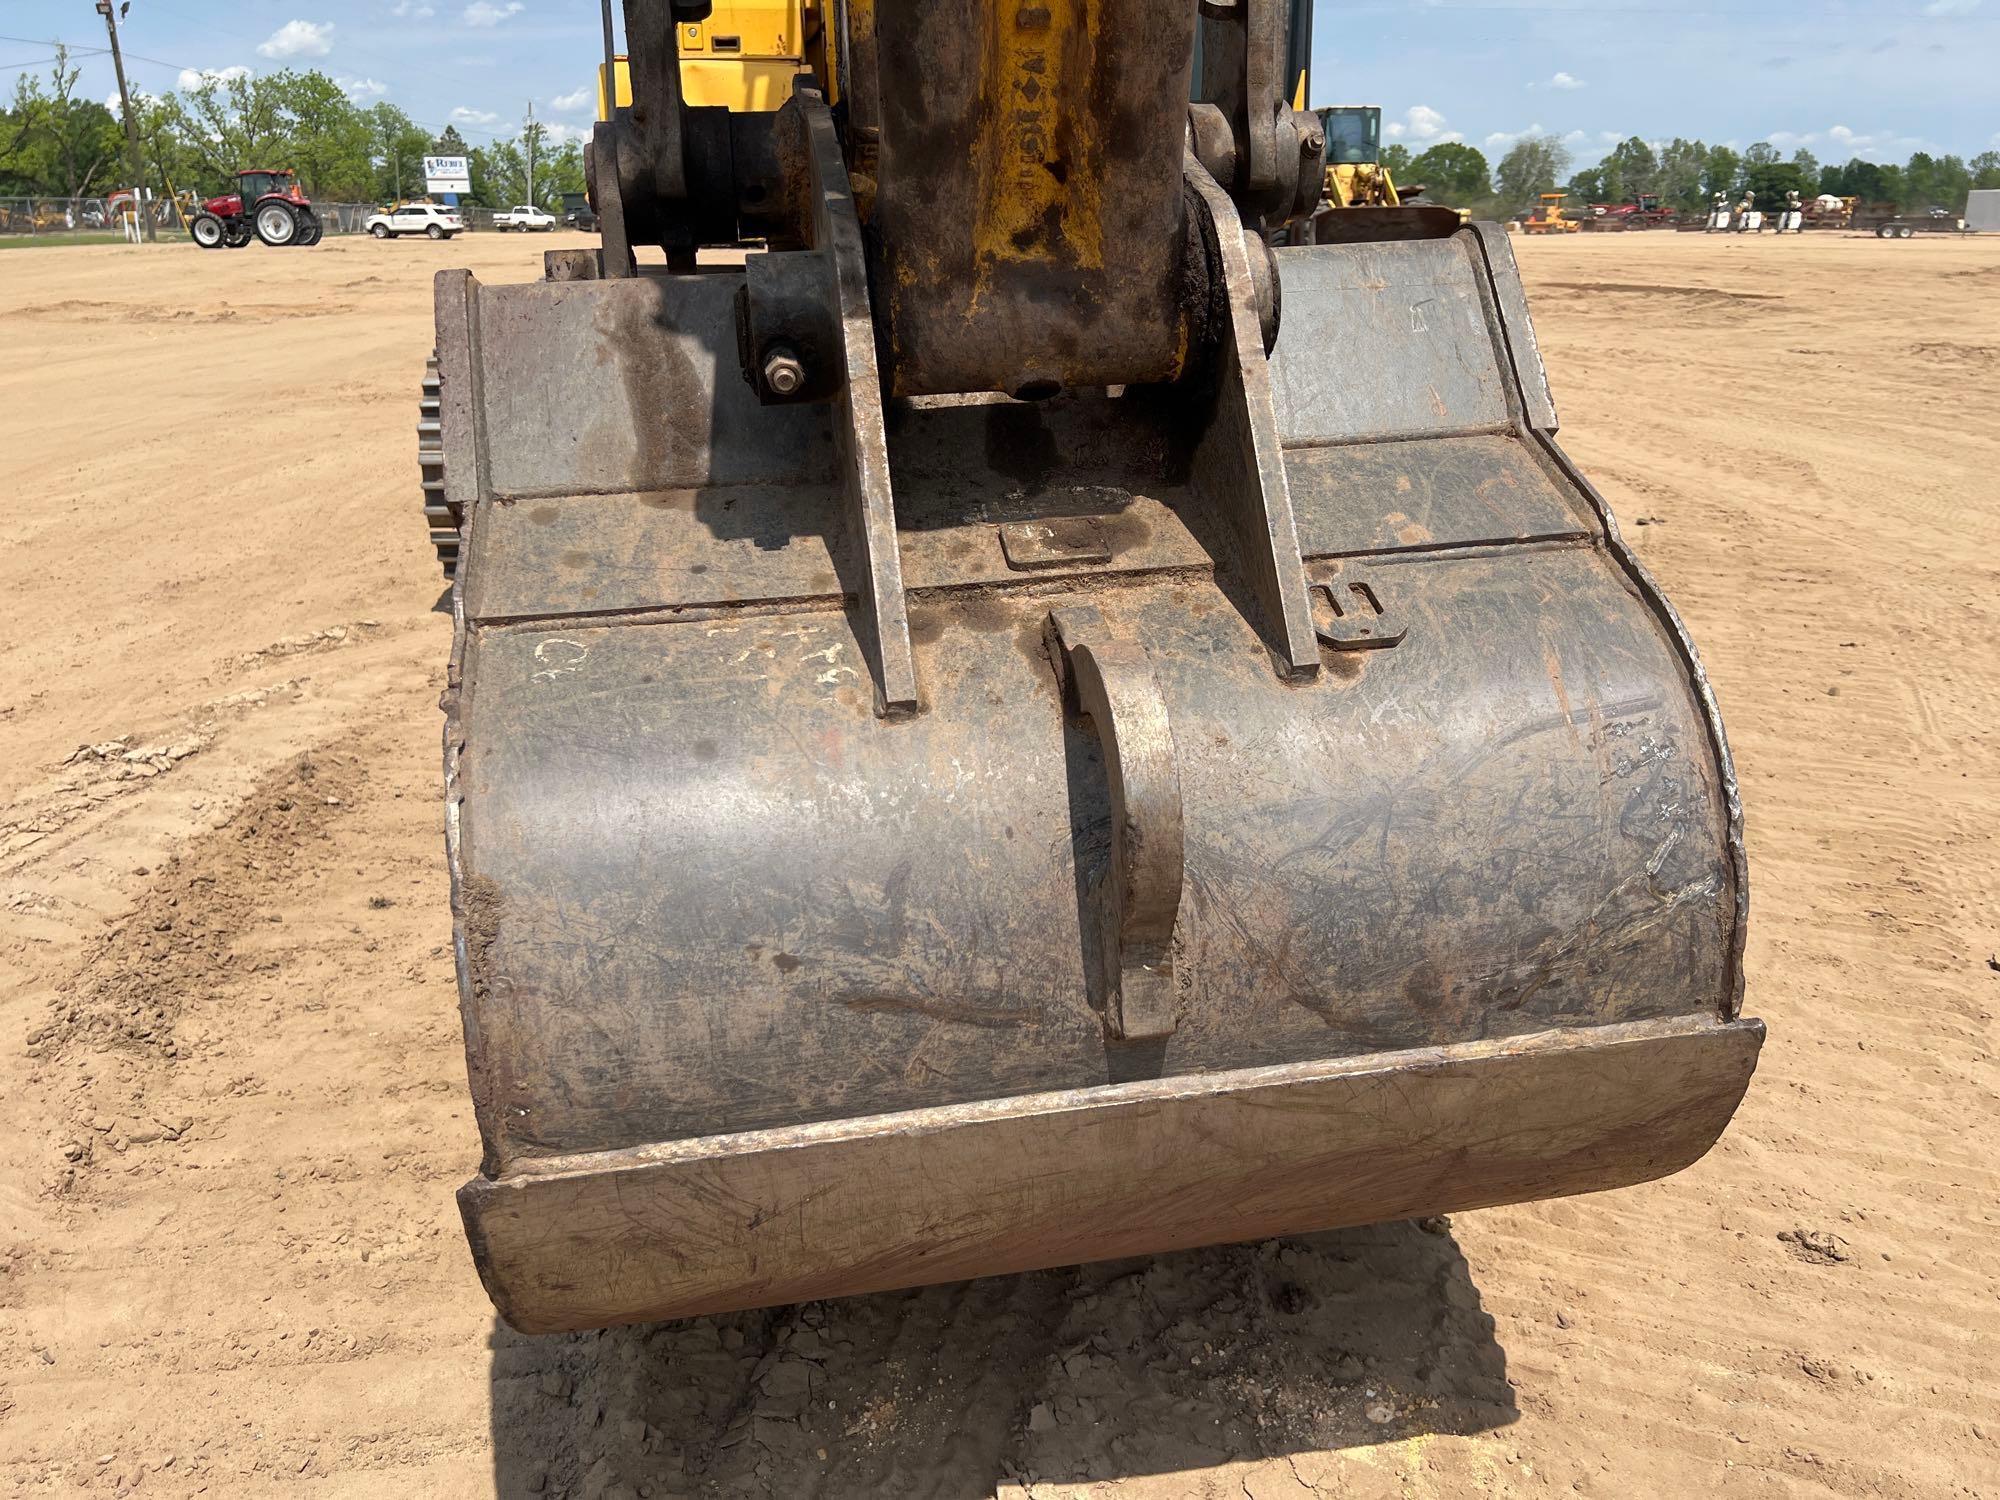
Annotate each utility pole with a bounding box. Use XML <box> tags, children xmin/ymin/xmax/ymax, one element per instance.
<box><xmin>95</xmin><ymin>0</ymin><xmax>155</xmax><ymax>242</ymax></box>
<box><xmin>525</xmin><ymin>99</ymin><xmax>535</xmax><ymax>208</ymax></box>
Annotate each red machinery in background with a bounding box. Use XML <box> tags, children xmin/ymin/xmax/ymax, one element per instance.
<box><xmin>187</xmin><ymin>169</ymin><xmax>321</xmax><ymax>249</ymax></box>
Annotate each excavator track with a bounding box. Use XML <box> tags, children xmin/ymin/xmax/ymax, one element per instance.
<box><xmin>416</xmin><ymin>354</ymin><xmax>457</xmax><ymax>577</ymax></box>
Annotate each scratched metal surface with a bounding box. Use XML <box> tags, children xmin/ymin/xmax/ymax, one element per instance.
<box><xmin>864</xmin><ymin>0</ymin><xmax>1203</xmax><ymax>398</ymax></box>
<box><xmin>454</xmin><ymin>542</ymin><xmax>1729</xmax><ymax>1162</ymax></box>
<box><xmin>1269</xmin><ymin>238</ymin><xmax>1514</xmax><ymax>444</ymax></box>
<box><xmin>441</xmin><ymin>230</ymin><xmax>1742</xmax><ymax>1173</ymax></box>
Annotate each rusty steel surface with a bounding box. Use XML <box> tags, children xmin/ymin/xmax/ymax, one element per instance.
<box><xmin>857</xmin><ymin>0</ymin><xmax>1206</xmax><ymax>397</ymax></box>
<box><xmin>463</xmin><ymin>1016</ymin><xmax>1762</xmax><ymax>1331</ymax></box>
<box><xmin>433</xmin><ymin>210</ymin><xmax>1756</xmax><ymax>1330</ymax></box>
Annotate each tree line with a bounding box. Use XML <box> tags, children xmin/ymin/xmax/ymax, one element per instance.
<box><xmin>1388</xmin><ymin>133</ymin><xmax>2000</xmax><ymax>219</ymax></box>
<box><xmin>7</xmin><ymin>46</ymin><xmax>1995</xmax><ymax>220</ymax></box>
<box><xmin>0</xmin><ymin>48</ymin><xmax>585</xmax><ymax>209</ymax></box>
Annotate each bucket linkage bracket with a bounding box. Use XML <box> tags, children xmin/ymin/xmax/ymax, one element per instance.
<box><xmin>736</xmin><ymin>89</ymin><xmax>919</xmax><ymax>718</ymax></box>
<box><xmin>1182</xmin><ymin>151</ymin><xmax>1321</xmax><ymax>683</ymax></box>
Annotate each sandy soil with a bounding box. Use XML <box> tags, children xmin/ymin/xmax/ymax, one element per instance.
<box><xmin>1</xmin><ymin>226</ymin><xmax>1996</xmax><ymax>1498</ymax></box>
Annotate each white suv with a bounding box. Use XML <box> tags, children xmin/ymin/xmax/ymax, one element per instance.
<box><xmin>365</xmin><ymin>203</ymin><xmax>464</xmax><ymax>240</ymax></box>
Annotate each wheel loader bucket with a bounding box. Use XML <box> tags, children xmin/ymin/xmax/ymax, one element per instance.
<box><xmin>434</xmin><ymin>225</ymin><xmax>1757</xmax><ymax>1334</ymax></box>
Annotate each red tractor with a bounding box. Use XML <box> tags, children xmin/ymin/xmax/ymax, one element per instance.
<box><xmin>187</xmin><ymin>169</ymin><xmax>322</xmax><ymax>249</ymax></box>
<box><xmin>1585</xmin><ymin>193</ymin><xmax>1677</xmax><ymax>231</ymax></box>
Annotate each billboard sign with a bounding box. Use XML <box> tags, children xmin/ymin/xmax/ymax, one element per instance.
<box><xmin>423</xmin><ymin>155</ymin><xmax>471</xmax><ymax>194</ymax></box>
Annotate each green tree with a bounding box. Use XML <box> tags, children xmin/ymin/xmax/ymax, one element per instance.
<box><xmin>1495</xmin><ymin>134</ymin><xmax>1571</xmax><ymax>213</ymax></box>
<box><xmin>1741</xmin><ymin>160</ymin><xmax>1812</xmax><ymax>212</ymax></box>
<box><xmin>278</xmin><ymin>72</ymin><xmax>376</xmax><ymax>199</ymax></box>
<box><xmin>1904</xmin><ymin>151</ymin><xmax>1971</xmax><ymax>212</ymax></box>
<box><xmin>166</xmin><ymin>70</ymin><xmax>293</xmax><ymax>188</ymax></box>
<box><xmin>3</xmin><ymin>48</ymin><xmax>126</xmax><ymax>196</ymax></box>
<box><xmin>1380</xmin><ymin>143</ymin><xmax>1413</xmax><ymax>177</ymax></box>
<box><xmin>1837</xmin><ymin>157</ymin><xmax>1903</xmax><ymax>210</ymax></box>
<box><xmin>1655</xmin><ymin>138</ymin><xmax>1710</xmax><ymax>212</ymax></box>
<box><xmin>468</xmin><ymin>120</ymin><xmax>579</xmax><ymax>209</ymax></box>
<box><xmin>1744</xmin><ymin>141</ymin><xmax>1780</xmax><ymax>167</ymax></box>
<box><xmin>539</xmin><ymin>138</ymin><xmax>588</xmax><ymax>205</ymax></box>
<box><xmin>1407</xmin><ymin>141</ymin><xmax>1489</xmax><ymax>203</ymax></box>
<box><xmin>1789</xmin><ymin>147</ymin><xmax>1819</xmax><ymax>185</ymax></box>
<box><xmin>1700</xmin><ymin>145</ymin><xmax>1742</xmax><ymax>200</ymax></box>
<box><xmin>1597</xmin><ymin>136</ymin><xmax>1659</xmax><ymax>203</ymax></box>
<box><xmin>369</xmin><ymin>103</ymin><xmax>434</xmax><ymax>203</ymax></box>
<box><xmin>1973</xmin><ymin>151</ymin><xmax>2000</xmax><ymax>189</ymax></box>
<box><xmin>1566</xmin><ymin>165</ymin><xmax>1608</xmax><ymax>203</ymax></box>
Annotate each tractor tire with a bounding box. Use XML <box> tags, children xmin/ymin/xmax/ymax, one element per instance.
<box><xmin>372</xmin><ymin>223</ymin><xmax>391</xmax><ymax>239</ymax></box>
<box><xmin>226</xmin><ymin>229</ymin><xmax>253</xmax><ymax>248</ymax></box>
<box><xmin>190</xmin><ymin>213</ymin><xmax>227</xmax><ymax>250</ymax></box>
<box><xmin>296</xmin><ymin>214</ymin><xmax>322</xmax><ymax>247</ymax></box>
<box><xmin>427</xmin><ymin>223</ymin><xmax>445</xmax><ymax>240</ymax></box>
<box><xmin>253</xmin><ymin>201</ymin><xmax>299</xmax><ymax>246</ymax></box>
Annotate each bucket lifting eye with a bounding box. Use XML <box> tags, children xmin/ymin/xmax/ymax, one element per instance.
<box><xmin>1311</xmin><ymin>577</ymin><xmax>1407</xmax><ymax>651</ymax></box>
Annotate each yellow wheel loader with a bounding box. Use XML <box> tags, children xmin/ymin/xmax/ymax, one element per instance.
<box><xmin>1523</xmin><ymin>190</ymin><xmax>1584</xmax><ymax>233</ymax></box>
<box><xmin>426</xmin><ymin>0</ymin><xmax>1760</xmax><ymax>1333</ymax></box>
<box><xmin>1303</xmin><ymin>103</ymin><xmax>1466</xmax><ymax>243</ymax></box>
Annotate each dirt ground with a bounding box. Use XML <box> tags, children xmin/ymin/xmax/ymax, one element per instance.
<box><xmin>1</xmin><ymin>225</ymin><xmax>1995</xmax><ymax>1499</ymax></box>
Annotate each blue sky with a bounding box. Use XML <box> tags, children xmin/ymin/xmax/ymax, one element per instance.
<box><xmin>6</xmin><ymin>1</ymin><xmax>1996</xmax><ymax>166</ymax></box>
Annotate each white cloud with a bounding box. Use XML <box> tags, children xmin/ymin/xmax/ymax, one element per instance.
<box><xmin>463</xmin><ymin>1</ymin><xmax>524</xmax><ymax>25</ymax></box>
<box><xmin>1549</xmin><ymin>71</ymin><xmax>1585</xmax><ymax>90</ymax></box>
<box><xmin>1755</xmin><ymin>124</ymin><xmax>1933</xmax><ymax>163</ymax></box>
<box><xmin>551</xmin><ymin>85</ymin><xmax>593</xmax><ymax>112</ymax></box>
<box><xmin>338</xmin><ymin>76</ymin><xmax>388</xmax><ymax>99</ymax></box>
<box><xmin>177</xmin><ymin>65</ymin><xmax>251</xmax><ymax>91</ymax></box>
<box><xmin>1484</xmin><ymin>123</ymin><xmax>1545</xmax><ymax>152</ymax></box>
<box><xmin>1922</xmin><ymin>0</ymin><xmax>1980</xmax><ymax>15</ymax></box>
<box><xmin>1382</xmin><ymin>105</ymin><xmax>1461</xmax><ymax>145</ymax></box>
<box><xmin>541</xmin><ymin>121</ymin><xmax>588</xmax><ymax>146</ymax></box>
<box><xmin>391</xmin><ymin>0</ymin><xmax>437</xmax><ymax>13</ymax></box>
<box><xmin>257</xmin><ymin>19</ymin><xmax>334</xmax><ymax>58</ymax></box>
<box><xmin>451</xmin><ymin>105</ymin><xmax>501</xmax><ymax>126</ymax></box>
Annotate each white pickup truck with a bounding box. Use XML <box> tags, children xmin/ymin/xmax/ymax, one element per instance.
<box><xmin>492</xmin><ymin>204</ymin><xmax>557</xmax><ymax>232</ymax></box>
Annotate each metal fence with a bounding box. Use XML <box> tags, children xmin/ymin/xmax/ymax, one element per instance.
<box><xmin>0</xmin><ymin>196</ymin><xmax>396</xmax><ymax>241</ymax></box>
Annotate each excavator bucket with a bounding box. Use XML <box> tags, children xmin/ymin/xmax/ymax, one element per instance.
<box><xmin>430</xmin><ymin>0</ymin><xmax>1758</xmax><ymax>1334</ymax></box>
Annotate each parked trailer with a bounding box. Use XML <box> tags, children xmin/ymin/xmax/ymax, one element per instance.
<box><xmin>1967</xmin><ymin>190</ymin><xmax>2000</xmax><ymax>233</ymax></box>
<box><xmin>1857</xmin><ymin>206</ymin><xmax>1969</xmax><ymax>239</ymax></box>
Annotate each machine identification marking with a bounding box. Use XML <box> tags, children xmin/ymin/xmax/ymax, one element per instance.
<box><xmin>531</xmin><ymin>639</ymin><xmax>590</xmax><ymax>680</ymax></box>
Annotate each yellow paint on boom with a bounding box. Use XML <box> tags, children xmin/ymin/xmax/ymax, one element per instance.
<box><xmin>969</xmin><ymin>0</ymin><xmax>1105</xmax><ymax>307</ymax></box>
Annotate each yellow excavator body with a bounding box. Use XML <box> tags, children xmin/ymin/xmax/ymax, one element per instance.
<box><xmin>597</xmin><ymin>0</ymin><xmax>813</xmax><ymax>116</ymax></box>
